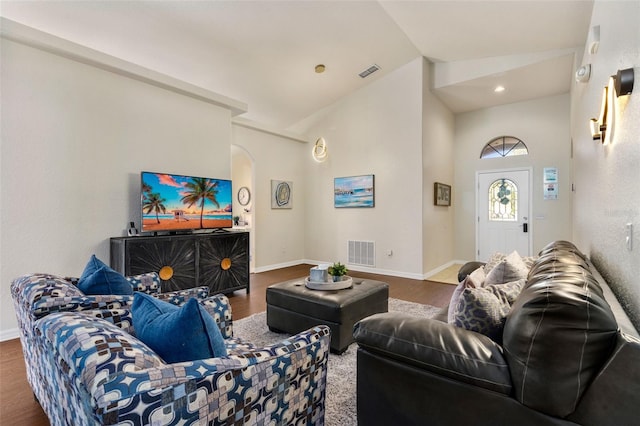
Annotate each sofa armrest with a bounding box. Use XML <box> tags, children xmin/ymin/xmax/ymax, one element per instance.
<box><xmin>35</xmin><ymin>312</ymin><xmax>331</xmax><ymax>424</ymax></box>
<box><xmin>568</xmin><ymin>333</ymin><xmax>640</xmax><ymax>425</ymax></box>
<box><xmin>199</xmin><ymin>293</ymin><xmax>233</xmax><ymax>339</ymax></box>
<box><xmin>95</xmin><ymin>325</ymin><xmax>331</xmax><ymax>424</ymax></box>
<box><xmin>353</xmin><ymin>312</ymin><xmax>512</xmax><ymax>394</ymax></box>
<box><xmin>457</xmin><ymin>261</ymin><xmax>486</xmax><ymax>282</ymax></box>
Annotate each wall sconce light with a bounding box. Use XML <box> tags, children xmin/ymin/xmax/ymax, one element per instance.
<box><xmin>589</xmin><ymin>68</ymin><xmax>634</xmax><ymax>144</ymax></box>
<box><xmin>614</xmin><ymin>68</ymin><xmax>634</xmax><ymax>96</ymax></box>
<box><xmin>312</xmin><ymin>137</ymin><xmax>328</xmax><ymax>162</ymax></box>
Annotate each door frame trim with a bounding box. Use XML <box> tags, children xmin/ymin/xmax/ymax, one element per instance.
<box><xmin>475</xmin><ymin>167</ymin><xmax>533</xmax><ymax>260</ymax></box>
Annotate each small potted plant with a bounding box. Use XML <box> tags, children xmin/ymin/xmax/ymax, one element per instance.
<box><xmin>328</xmin><ymin>262</ymin><xmax>348</xmax><ymax>282</ymax></box>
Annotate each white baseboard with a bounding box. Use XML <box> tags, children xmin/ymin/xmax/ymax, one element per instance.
<box><xmin>253</xmin><ymin>259</ymin><xmax>307</xmax><ymax>273</ymax></box>
<box><xmin>303</xmin><ymin>259</ymin><xmax>425</xmax><ymax>281</ymax></box>
<box><xmin>0</xmin><ymin>328</ymin><xmax>20</xmax><ymax>342</ymax></box>
<box><xmin>254</xmin><ymin>258</ymin><xmax>469</xmax><ymax>282</ymax></box>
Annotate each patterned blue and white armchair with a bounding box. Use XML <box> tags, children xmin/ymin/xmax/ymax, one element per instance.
<box><xmin>11</xmin><ymin>273</ymin><xmax>331</xmax><ymax>425</ymax></box>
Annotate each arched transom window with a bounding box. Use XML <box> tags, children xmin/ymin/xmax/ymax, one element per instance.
<box><xmin>481</xmin><ymin>136</ymin><xmax>528</xmax><ymax>159</ymax></box>
<box><xmin>489</xmin><ymin>179</ymin><xmax>518</xmax><ymax>221</ymax></box>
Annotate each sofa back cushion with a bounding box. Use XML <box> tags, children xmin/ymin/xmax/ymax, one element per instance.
<box><xmin>502</xmin><ymin>247</ymin><xmax>618</xmax><ymax>418</ymax></box>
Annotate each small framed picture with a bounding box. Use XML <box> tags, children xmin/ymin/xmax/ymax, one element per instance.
<box><xmin>271</xmin><ymin>180</ymin><xmax>292</xmax><ymax>209</ymax></box>
<box><xmin>434</xmin><ymin>182</ymin><xmax>451</xmax><ymax>206</ymax></box>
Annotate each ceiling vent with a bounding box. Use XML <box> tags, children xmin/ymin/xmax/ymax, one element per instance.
<box><xmin>358</xmin><ymin>64</ymin><xmax>381</xmax><ymax>79</ymax></box>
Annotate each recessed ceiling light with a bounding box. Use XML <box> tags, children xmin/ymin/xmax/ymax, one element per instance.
<box><xmin>315</xmin><ymin>64</ymin><xmax>326</xmax><ymax>74</ymax></box>
<box><xmin>494</xmin><ymin>85</ymin><xmax>506</xmax><ymax>93</ymax></box>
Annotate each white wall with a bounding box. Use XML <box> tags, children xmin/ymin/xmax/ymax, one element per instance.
<box><xmin>454</xmin><ymin>94</ymin><xmax>574</xmax><ymax>260</ymax></box>
<box><xmin>571</xmin><ymin>1</ymin><xmax>640</xmax><ymax>329</ymax></box>
<box><xmin>231</xmin><ymin>126</ymin><xmax>307</xmax><ymax>271</ymax></box>
<box><xmin>299</xmin><ymin>58</ymin><xmax>425</xmax><ymax>278</ymax></box>
<box><xmin>0</xmin><ymin>39</ymin><xmax>232</xmax><ymax>337</ymax></box>
<box><xmin>422</xmin><ymin>59</ymin><xmax>455</xmax><ymax>273</ymax></box>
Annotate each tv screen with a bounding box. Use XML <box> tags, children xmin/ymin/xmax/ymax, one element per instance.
<box><xmin>141</xmin><ymin>171</ymin><xmax>233</xmax><ymax>232</ymax></box>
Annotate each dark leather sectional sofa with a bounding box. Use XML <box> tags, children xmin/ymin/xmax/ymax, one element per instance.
<box><xmin>353</xmin><ymin>241</ymin><xmax>640</xmax><ymax>425</ymax></box>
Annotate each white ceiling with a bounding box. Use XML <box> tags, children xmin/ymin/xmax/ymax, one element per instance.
<box><xmin>1</xmin><ymin>0</ymin><xmax>594</xmax><ymax>130</ymax></box>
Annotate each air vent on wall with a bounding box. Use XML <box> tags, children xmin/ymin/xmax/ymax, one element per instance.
<box><xmin>358</xmin><ymin>64</ymin><xmax>381</xmax><ymax>79</ymax></box>
<box><xmin>348</xmin><ymin>240</ymin><xmax>375</xmax><ymax>267</ymax></box>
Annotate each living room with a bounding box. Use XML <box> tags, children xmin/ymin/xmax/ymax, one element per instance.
<box><xmin>1</xmin><ymin>1</ymin><xmax>639</xmax><ymax>423</ymax></box>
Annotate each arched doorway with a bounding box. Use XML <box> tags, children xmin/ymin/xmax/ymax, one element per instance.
<box><xmin>231</xmin><ymin>144</ymin><xmax>255</xmax><ymax>272</ymax></box>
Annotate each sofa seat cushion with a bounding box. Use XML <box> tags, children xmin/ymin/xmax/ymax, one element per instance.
<box><xmin>503</xmin><ymin>248</ymin><xmax>618</xmax><ymax>418</ymax></box>
<box><xmin>354</xmin><ymin>312</ymin><xmax>513</xmax><ymax>395</ymax></box>
<box><xmin>132</xmin><ymin>293</ymin><xmax>227</xmax><ymax>363</ymax></box>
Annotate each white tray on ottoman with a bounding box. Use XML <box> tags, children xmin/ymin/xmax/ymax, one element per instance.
<box><xmin>305</xmin><ymin>276</ymin><xmax>353</xmax><ymax>290</ymax></box>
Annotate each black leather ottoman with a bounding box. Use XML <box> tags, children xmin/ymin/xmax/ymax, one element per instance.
<box><xmin>266</xmin><ymin>278</ymin><xmax>389</xmax><ymax>353</ymax></box>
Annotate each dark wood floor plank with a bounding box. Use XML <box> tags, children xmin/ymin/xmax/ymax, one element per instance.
<box><xmin>0</xmin><ymin>264</ymin><xmax>454</xmax><ymax>425</ymax></box>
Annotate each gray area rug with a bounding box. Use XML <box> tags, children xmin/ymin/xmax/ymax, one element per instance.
<box><xmin>232</xmin><ymin>298</ymin><xmax>442</xmax><ymax>426</ymax></box>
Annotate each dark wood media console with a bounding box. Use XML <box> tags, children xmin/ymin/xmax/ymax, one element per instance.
<box><xmin>110</xmin><ymin>231</ymin><xmax>250</xmax><ymax>294</ymax></box>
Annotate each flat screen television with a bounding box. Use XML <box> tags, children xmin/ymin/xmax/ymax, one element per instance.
<box><xmin>140</xmin><ymin>171</ymin><xmax>233</xmax><ymax>233</ymax></box>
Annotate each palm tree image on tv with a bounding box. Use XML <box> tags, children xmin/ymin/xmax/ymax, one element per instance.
<box><xmin>181</xmin><ymin>177</ymin><xmax>220</xmax><ymax>229</ymax></box>
<box><xmin>143</xmin><ymin>192</ymin><xmax>167</xmax><ymax>224</ymax></box>
<box><xmin>140</xmin><ymin>172</ymin><xmax>233</xmax><ymax>232</ymax></box>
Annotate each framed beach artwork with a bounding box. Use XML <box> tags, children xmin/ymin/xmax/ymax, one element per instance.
<box><xmin>334</xmin><ymin>174</ymin><xmax>375</xmax><ymax>208</ymax></box>
<box><xmin>271</xmin><ymin>180</ymin><xmax>292</xmax><ymax>209</ymax></box>
<box><xmin>434</xmin><ymin>182</ymin><xmax>451</xmax><ymax>206</ymax></box>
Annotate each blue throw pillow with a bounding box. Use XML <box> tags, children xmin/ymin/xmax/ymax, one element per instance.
<box><xmin>78</xmin><ymin>264</ymin><xmax>133</xmax><ymax>296</ymax></box>
<box><xmin>132</xmin><ymin>293</ymin><xmax>227</xmax><ymax>363</ymax></box>
<box><xmin>79</xmin><ymin>254</ymin><xmax>108</xmax><ymax>283</ymax></box>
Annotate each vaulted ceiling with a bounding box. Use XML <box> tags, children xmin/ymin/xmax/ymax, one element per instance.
<box><xmin>1</xmin><ymin>1</ymin><xmax>594</xmax><ymax>131</ymax></box>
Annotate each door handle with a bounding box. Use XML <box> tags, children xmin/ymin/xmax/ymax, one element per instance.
<box><xmin>523</xmin><ymin>223</ymin><xmax>528</xmax><ymax>233</ymax></box>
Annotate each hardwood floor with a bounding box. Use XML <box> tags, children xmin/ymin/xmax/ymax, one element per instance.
<box><xmin>0</xmin><ymin>264</ymin><xmax>454</xmax><ymax>425</ymax></box>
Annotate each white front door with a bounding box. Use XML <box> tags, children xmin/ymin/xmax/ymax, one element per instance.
<box><xmin>477</xmin><ymin>169</ymin><xmax>531</xmax><ymax>261</ymax></box>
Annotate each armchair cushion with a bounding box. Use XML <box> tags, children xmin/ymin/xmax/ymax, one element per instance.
<box><xmin>132</xmin><ymin>293</ymin><xmax>227</xmax><ymax>363</ymax></box>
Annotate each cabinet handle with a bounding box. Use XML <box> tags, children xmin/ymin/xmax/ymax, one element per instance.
<box><xmin>221</xmin><ymin>258</ymin><xmax>232</xmax><ymax>270</ymax></box>
<box><xmin>159</xmin><ymin>266</ymin><xmax>174</xmax><ymax>280</ymax></box>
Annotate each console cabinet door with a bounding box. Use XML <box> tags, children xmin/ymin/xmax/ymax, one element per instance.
<box><xmin>110</xmin><ymin>232</ymin><xmax>249</xmax><ymax>294</ymax></box>
<box><xmin>125</xmin><ymin>237</ymin><xmax>196</xmax><ymax>292</ymax></box>
<box><xmin>199</xmin><ymin>233</ymin><xmax>249</xmax><ymax>293</ymax></box>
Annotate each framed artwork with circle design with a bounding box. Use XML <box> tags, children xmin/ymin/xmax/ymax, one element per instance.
<box><xmin>271</xmin><ymin>180</ymin><xmax>292</xmax><ymax>209</ymax></box>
